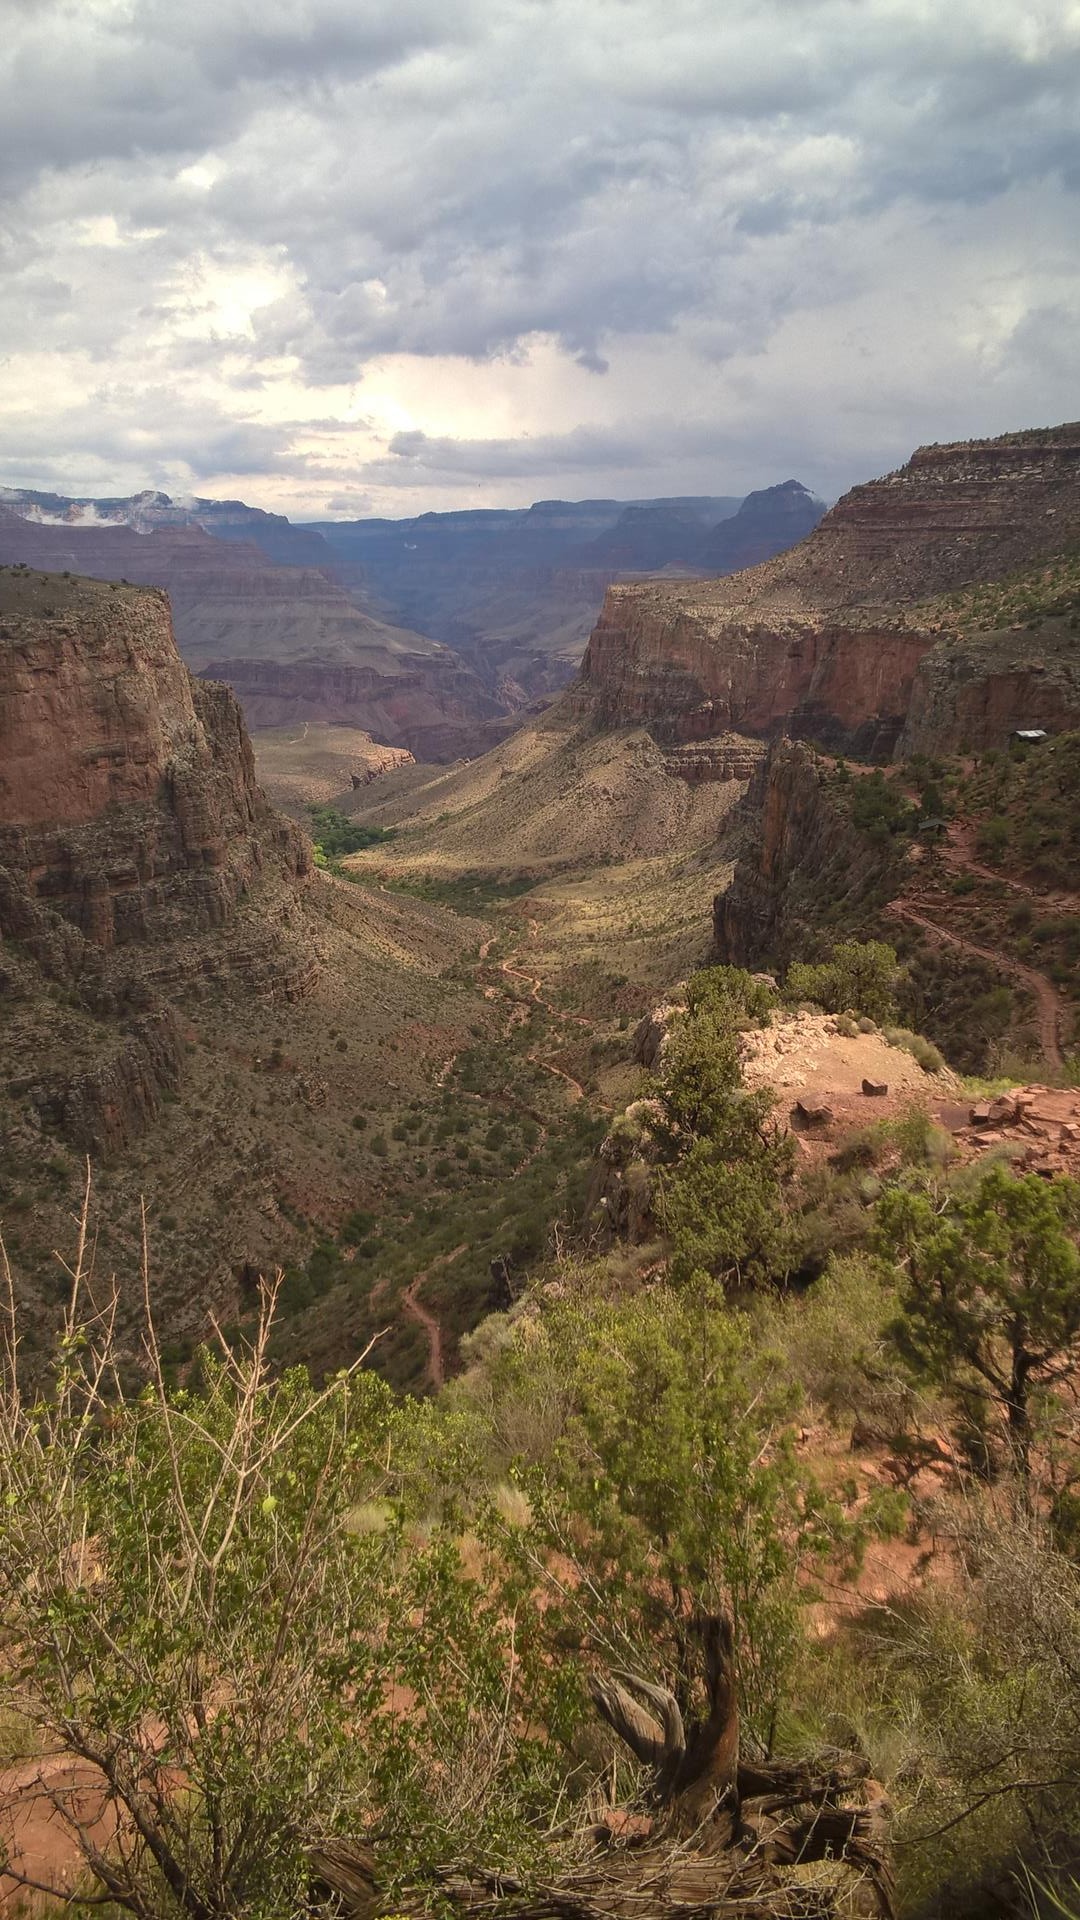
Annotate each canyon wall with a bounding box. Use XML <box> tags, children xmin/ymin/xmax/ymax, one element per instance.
<box><xmin>899</xmin><ymin>629</ymin><xmax>1080</xmax><ymax>757</ymax></box>
<box><xmin>0</xmin><ymin>569</ymin><xmax>315</xmax><ymax>1154</ymax></box>
<box><xmin>574</xmin><ymin>591</ymin><xmax>931</xmax><ymax>756</ymax></box>
<box><xmin>714</xmin><ymin>742</ymin><xmax>903</xmax><ymax>967</ymax></box>
<box><xmin>210</xmin><ymin>655</ymin><xmax>509</xmax><ymax>762</ymax></box>
<box><xmin>574</xmin><ymin>424</ymin><xmax>1080</xmax><ymax>760</ymax></box>
<box><xmin>0</xmin><ymin>507</ymin><xmax>496</xmax><ymax>760</ymax></box>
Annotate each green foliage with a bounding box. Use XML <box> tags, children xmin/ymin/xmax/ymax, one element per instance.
<box><xmin>878</xmin><ymin>1165</ymin><xmax>1080</xmax><ymax>1468</ymax></box>
<box><xmin>685</xmin><ymin>963</ymin><xmax>778</xmax><ymax>1025</ymax></box>
<box><xmin>846</xmin><ymin>769</ymin><xmax>916</xmax><ymax>839</ymax></box>
<box><xmin>976</xmin><ymin>814</ymin><xmax>1010</xmax><ymax>863</ymax></box>
<box><xmin>881</xmin><ymin>1025</ymin><xmax>946</xmax><ymax>1074</ymax></box>
<box><xmin>0</xmin><ymin>1288</ymin><xmax>583</xmax><ymax>1918</ymax></box>
<box><xmin>759</xmin><ymin>1253</ymin><xmax>910</xmax><ymax>1426</ymax></box>
<box><xmin>656</xmin><ymin>987</ymin><xmax>794</xmax><ymax>1287</ymax></box>
<box><xmin>308</xmin><ymin>806</ymin><xmax>397</xmax><ymax>863</ymax></box>
<box><xmin>482</xmin><ymin>1284</ymin><xmax>814</xmax><ymax>1732</ymax></box>
<box><xmin>786</xmin><ymin>940</ymin><xmax>902</xmax><ymax>1024</ymax></box>
<box><xmin>663</xmin><ymin>1131</ymin><xmax>795</xmax><ymax>1288</ymax></box>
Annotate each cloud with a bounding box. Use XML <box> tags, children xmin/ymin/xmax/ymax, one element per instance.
<box><xmin>0</xmin><ymin>0</ymin><xmax>1077</xmax><ymax>514</ymax></box>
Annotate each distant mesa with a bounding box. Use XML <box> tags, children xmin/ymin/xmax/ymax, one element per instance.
<box><xmin>0</xmin><ymin>478</ymin><xmax>826</xmax><ymax>756</ymax></box>
<box><xmin>572</xmin><ymin>422</ymin><xmax>1080</xmax><ymax>761</ymax></box>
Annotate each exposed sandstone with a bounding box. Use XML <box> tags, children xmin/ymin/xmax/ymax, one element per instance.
<box><xmin>0</xmin><ymin>571</ymin><xmax>315</xmax><ymax>1159</ymax></box>
<box><xmin>573</xmin><ymin>424</ymin><xmax>1080</xmax><ymax>759</ymax></box>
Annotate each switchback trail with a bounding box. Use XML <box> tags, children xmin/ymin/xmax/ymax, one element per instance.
<box><xmin>528</xmin><ymin>1054</ymin><xmax>586</xmax><ymax>1101</ymax></box>
<box><xmin>886</xmin><ymin>900</ymin><xmax>1064</xmax><ymax>1069</ymax></box>
<box><xmin>401</xmin><ymin>1244</ymin><xmax>467</xmax><ymax>1391</ymax></box>
<box><xmin>942</xmin><ymin>820</ymin><xmax>1080</xmax><ymax>915</ymax></box>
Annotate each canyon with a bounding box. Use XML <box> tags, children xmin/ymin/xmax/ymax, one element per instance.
<box><xmin>572</xmin><ymin>424</ymin><xmax>1080</xmax><ymax>756</ymax></box>
<box><xmin>0</xmin><ymin>562</ymin><xmax>492</xmax><ymax>1360</ymax></box>
<box><xmin>0</xmin><ymin>504</ymin><xmax>496</xmax><ymax>762</ymax></box>
<box><xmin>3</xmin><ymin>419</ymin><xmax>1080</xmax><ymax>1373</ymax></box>
<box><xmin>0</xmin><ymin>480</ymin><xmax>826</xmax><ymax>757</ymax></box>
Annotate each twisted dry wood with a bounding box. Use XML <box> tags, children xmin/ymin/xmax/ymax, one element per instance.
<box><xmin>311</xmin><ymin>1615</ymin><xmax>894</xmax><ymax>1920</ymax></box>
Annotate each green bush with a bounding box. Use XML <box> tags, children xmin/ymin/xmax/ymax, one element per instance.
<box><xmin>786</xmin><ymin>940</ymin><xmax>902</xmax><ymax>1024</ymax></box>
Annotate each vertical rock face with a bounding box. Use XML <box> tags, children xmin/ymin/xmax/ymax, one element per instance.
<box><xmin>713</xmin><ymin>742</ymin><xmax>903</xmax><ymax>967</ymax></box>
<box><xmin>0</xmin><ymin>569</ymin><xmax>315</xmax><ymax>1157</ymax></box>
<box><xmin>574</xmin><ymin>592</ymin><xmax>931</xmax><ymax>755</ymax></box>
<box><xmin>573</xmin><ymin>424</ymin><xmax>1080</xmax><ymax>759</ymax></box>
<box><xmin>0</xmin><ymin>574</ymin><xmax>310</xmax><ymax>955</ymax></box>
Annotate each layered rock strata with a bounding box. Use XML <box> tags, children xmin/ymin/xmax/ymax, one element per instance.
<box><xmin>0</xmin><ymin>507</ymin><xmax>496</xmax><ymax>760</ymax></box>
<box><xmin>574</xmin><ymin>425</ymin><xmax>1080</xmax><ymax>759</ymax></box>
<box><xmin>0</xmin><ymin>571</ymin><xmax>314</xmax><ymax>1152</ymax></box>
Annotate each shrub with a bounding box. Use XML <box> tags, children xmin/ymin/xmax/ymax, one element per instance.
<box><xmin>0</xmin><ymin>1261</ymin><xmax>584</xmax><ymax>1918</ymax></box>
<box><xmin>977</xmin><ymin>815</ymin><xmax>1010</xmax><ymax>863</ymax></box>
<box><xmin>787</xmin><ymin>940</ymin><xmax>902</xmax><ymax>1025</ymax></box>
<box><xmin>883</xmin><ymin>1026</ymin><xmax>945</xmax><ymax>1073</ymax></box>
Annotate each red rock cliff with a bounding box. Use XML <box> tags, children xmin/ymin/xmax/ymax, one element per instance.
<box><xmin>0</xmin><ymin>568</ymin><xmax>315</xmax><ymax>1158</ymax></box>
<box><xmin>574</xmin><ymin>423</ymin><xmax>1080</xmax><ymax>758</ymax></box>
<box><xmin>0</xmin><ymin>573</ymin><xmax>310</xmax><ymax>955</ymax></box>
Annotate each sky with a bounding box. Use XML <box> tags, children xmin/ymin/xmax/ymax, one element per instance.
<box><xmin>1</xmin><ymin>0</ymin><xmax>1078</xmax><ymax>520</ymax></box>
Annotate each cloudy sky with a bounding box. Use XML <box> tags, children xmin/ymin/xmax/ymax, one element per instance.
<box><xmin>2</xmin><ymin>0</ymin><xmax>1078</xmax><ymax>519</ymax></box>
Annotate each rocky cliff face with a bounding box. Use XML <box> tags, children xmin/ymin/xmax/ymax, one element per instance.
<box><xmin>574</xmin><ymin>424</ymin><xmax>1080</xmax><ymax>759</ymax></box>
<box><xmin>714</xmin><ymin>742</ymin><xmax>903</xmax><ymax>967</ymax></box>
<box><xmin>899</xmin><ymin>628</ymin><xmax>1080</xmax><ymax>757</ymax></box>
<box><xmin>0</xmin><ymin>507</ymin><xmax>495</xmax><ymax>760</ymax></box>
<box><xmin>575</xmin><ymin>592</ymin><xmax>930</xmax><ymax>755</ymax></box>
<box><xmin>0</xmin><ymin>567</ymin><xmax>314</xmax><ymax>1157</ymax></box>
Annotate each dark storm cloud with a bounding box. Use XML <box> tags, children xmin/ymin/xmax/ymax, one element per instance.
<box><xmin>0</xmin><ymin>0</ymin><xmax>471</xmax><ymax>185</ymax></box>
<box><xmin>3</xmin><ymin>0</ymin><xmax>1079</xmax><ymax>506</ymax></box>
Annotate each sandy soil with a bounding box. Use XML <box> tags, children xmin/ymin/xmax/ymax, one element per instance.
<box><xmin>740</xmin><ymin>1011</ymin><xmax>958</xmax><ymax>1102</ymax></box>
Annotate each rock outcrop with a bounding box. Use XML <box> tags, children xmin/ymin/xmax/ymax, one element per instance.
<box><xmin>898</xmin><ymin>628</ymin><xmax>1080</xmax><ymax>758</ymax></box>
<box><xmin>574</xmin><ymin>594</ymin><xmax>930</xmax><ymax>756</ymax></box>
<box><xmin>574</xmin><ymin>424</ymin><xmax>1080</xmax><ymax>759</ymax></box>
<box><xmin>0</xmin><ymin>566</ymin><xmax>314</xmax><ymax>1154</ymax></box>
<box><xmin>0</xmin><ymin>506</ymin><xmax>496</xmax><ymax>761</ymax></box>
<box><xmin>714</xmin><ymin>742</ymin><xmax>904</xmax><ymax>967</ymax></box>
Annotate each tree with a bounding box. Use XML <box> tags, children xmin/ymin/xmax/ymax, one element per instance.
<box><xmin>877</xmin><ymin>1165</ymin><xmax>1080</xmax><ymax>1473</ymax></box>
<box><xmin>654</xmin><ymin>992</ymin><xmax>794</xmax><ymax>1288</ymax></box>
<box><xmin>787</xmin><ymin>940</ymin><xmax>902</xmax><ymax>1025</ymax></box>
<box><xmin>489</xmin><ymin>1285</ymin><xmax>815</xmax><ymax>1735</ymax></box>
<box><xmin>0</xmin><ymin>1200</ymin><xmax>581</xmax><ymax>1918</ymax></box>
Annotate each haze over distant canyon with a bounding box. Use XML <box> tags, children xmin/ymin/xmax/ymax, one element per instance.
<box><xmin>0</xmin><ymin>477</ymin><xmax>825</xmax><ymax>758</ymax></box>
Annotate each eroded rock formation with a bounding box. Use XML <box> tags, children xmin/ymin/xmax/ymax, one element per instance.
<box><xmin>0</xmin><ymin>505</ymin><xmax>496</xmax><ymax>761</ymax></box>
<box><xmin>713</xmin><ymin>742</ymin><xmax>902</xmax><ymax>968</ymax></box>
<box><xmin>574</xmin><ymin>424</ymin><xmax>1080</xmax><ymax>759</ymax></box>
<box><xmin>0</xmin><ymin>569</ymin><xmax>315</xmax><ymax>1155</ymax></box>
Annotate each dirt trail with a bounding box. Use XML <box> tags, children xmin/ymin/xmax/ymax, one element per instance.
<box><xmin>887</xmin><ymin>900</ymin><xmax>1064</xmax><ymax>1068</ymax></box>
<box><xmin>401</xmin><ymin>1244</ymin><xmax>466</xmax><ymax>1391</ymax></box>
<box><xmin>528</xmin><ymin>1055</ymin><xmax>585</xmax><ymax>1101</ymax></box>
<box><xmin>494</xmin><ymin>917</ymin><xmax>591</xmax><ymax>1030</ymax></box>
<box><xmin>942</xmin><ymin>821</ymin><xmax>1080</xmax><ymax>914</ymax></box>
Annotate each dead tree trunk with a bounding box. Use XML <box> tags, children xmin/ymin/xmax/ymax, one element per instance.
<box><xmin>311</xmin><ymin>1614</ymin><xmax>894</xmax><ymax>1920</ymax></box>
